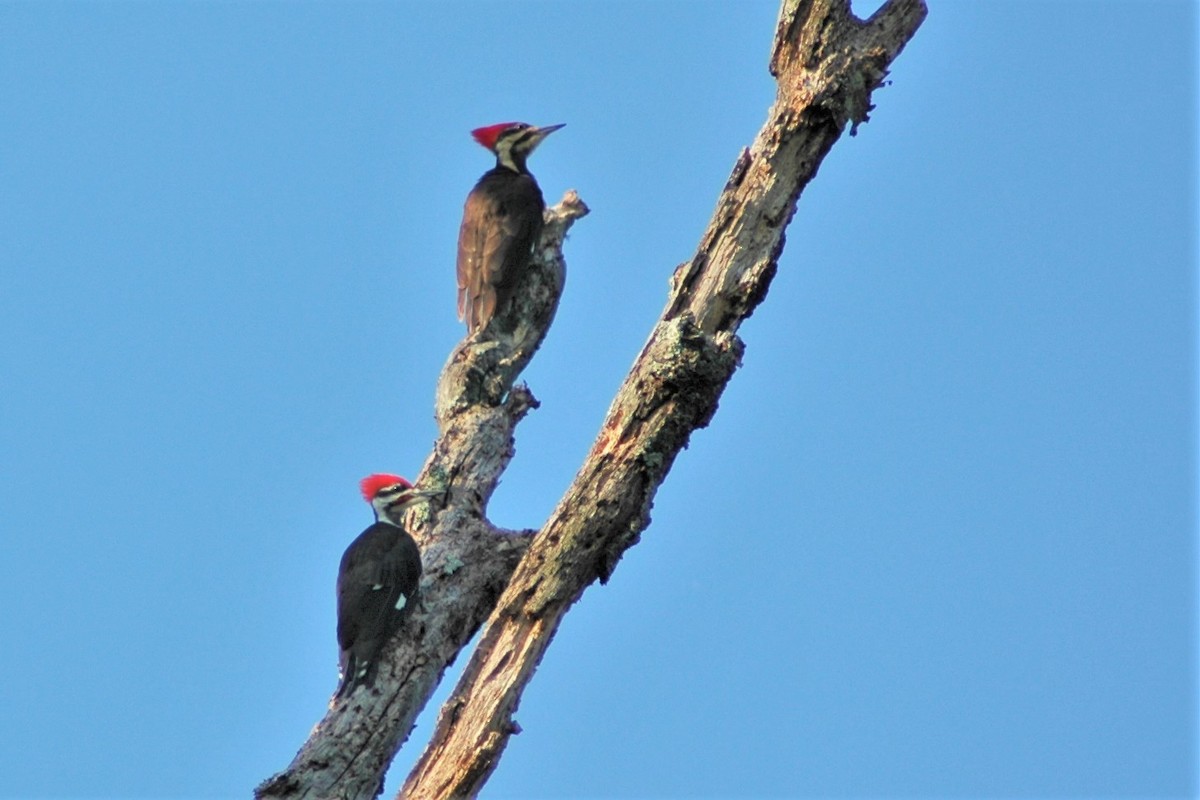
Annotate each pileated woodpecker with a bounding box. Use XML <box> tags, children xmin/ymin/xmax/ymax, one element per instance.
<box><xmin>457</xmin><ymin>121</ymin><xmax>564</xmax><ymax>336</ymax></box>
<box><xmin>335</xmin><ymin>473</ymin><xmax>438</xmax><ymax>698</ymax></box>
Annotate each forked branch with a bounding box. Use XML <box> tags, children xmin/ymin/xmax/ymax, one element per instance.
<box><xmin>255</xmin><ymin>195</ymin><xmax>588</xmax><ymax>800</ymax></box>
<box><xmin>400</xmin><ymin>1</ymin><xmax>927</xmax><ymax>797</ymax></box>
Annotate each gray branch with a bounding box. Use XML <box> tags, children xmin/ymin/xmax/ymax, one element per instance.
<box><xmin>400</xmin><ymin>1</ymin><xmax>926</xmax><ymax>797</ymax></box>
<box><xmin>257</xmin><ymin>0</ymin><xmax>925</xmax><ymax>797</ymax></box>
<box><xmin>255</xmin><ymin>195</ymin><xmax>588</xmax><ymax>800</ymax></box>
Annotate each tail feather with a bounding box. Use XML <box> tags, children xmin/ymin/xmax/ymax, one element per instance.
<box><xmin>335</xmin><ymin>654</ymin><xmax>374</xmax><ymax>699</ymax></box>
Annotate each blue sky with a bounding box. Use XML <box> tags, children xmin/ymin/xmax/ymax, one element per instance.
<box><xmin>0</xmin><ymin>2</ymin><xmax>1194</xmax><ymax>798</ymax></box>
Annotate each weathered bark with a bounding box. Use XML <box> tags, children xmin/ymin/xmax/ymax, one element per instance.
<box><xmin>259</xmin><ymin>0</ymin><xmax>924</xmax><ymax>797</ymax></box>
<box><xmin>255</xmin><ymin>196</ymin><xmax>588</xmax><ymax>800</ymax></box>
<box><xmin>399</xmin><ymin>1</ymin><xmax>927</xmax><ymax>798</ymax></box>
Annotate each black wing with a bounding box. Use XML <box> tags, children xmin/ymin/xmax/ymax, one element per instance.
<box><xmin>335</xmin><ymin>521</ymin><xmax>422</xmax><ymax>696</ymax></box>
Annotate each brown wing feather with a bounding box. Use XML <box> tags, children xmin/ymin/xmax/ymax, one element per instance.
<box><xmin>456</xmin><ymin>170</ymin><xmax>546</xmax><ymax>336</ymax></box>
<box><xmin>456</xmin><ymin>189</ymin><xmax>495</xmax><ymax>333</ymax></box>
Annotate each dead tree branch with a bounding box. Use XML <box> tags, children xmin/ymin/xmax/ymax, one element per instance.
<box><xmin>256</xmin><ymin>196</ymin><xmax>589</xmax><ymax>800</ymax></box>
<box><xmin>400</xmin><ymin>1</ymin><xmax>926</xmax><ymax>797</ymax></box>
<box><xmin>258</xmin><ymin>0</ymin><xmax>924</xmax><ymax>796</ymax></box>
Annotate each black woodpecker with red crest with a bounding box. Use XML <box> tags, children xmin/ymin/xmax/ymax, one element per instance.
<box><xmin>457</xmin><ymin>121</ymin><xmax>564</xmax><ymax>337</ymax></box>
<box><xmin>335</xmin><ymin>473</ymin><xmax>439</xmax><ymax>698</ymax></box>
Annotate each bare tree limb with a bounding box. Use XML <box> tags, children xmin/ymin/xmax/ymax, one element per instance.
<box><xmin>256</xmin><ymin>197</ymin><xmax>589</xmax><ymax>800</ymax></box>
<box><xmin>400</xmin><ymin>1</ymin><xmax>926</xmax><ymax>797</ymax></box>
<box><xmin>259</xmin><ymin>0</ymin><xmax>924</xmax><ymax>796</ymax></box>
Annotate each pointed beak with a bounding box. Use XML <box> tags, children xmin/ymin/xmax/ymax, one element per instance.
<box><xmin>409</xmin><ymin>486</ymin><xmax>446</xmax><ymax>501</ymax></box>
<box><xmin>529</xmin><ymin>123</ymin><xmax>565</xmax><ymax>145</ymax></box>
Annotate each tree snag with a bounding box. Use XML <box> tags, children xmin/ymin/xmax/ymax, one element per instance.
<box><xmin>257</xmin><ymin>1</ymin><xmax>925</xmax><ymax>798</ymax></box>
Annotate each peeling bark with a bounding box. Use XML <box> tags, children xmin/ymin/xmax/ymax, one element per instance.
<box><xmin>258</xmin><ymin>1</ymin><xmax>924</xmax><ymax>798</ymax></box>
<box><xmin>400</xmin><ymin>1</ymin><xmax>926</xmax><ymax>798</ymax></box>
<box><xmin>255</xmin><ymin>197</ymin><xmax>588</xmax><ymax>800</ymax></box>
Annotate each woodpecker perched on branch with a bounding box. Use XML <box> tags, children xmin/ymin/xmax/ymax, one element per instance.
<box><xmin>457</xmin><ymin>121</ymin><xmax>564</xmax><ymax>336</ymax></box>
<box><xmin>335</xmin><ymin>474</ymin><xmax>438</xmax><ymax>698</ymax></box>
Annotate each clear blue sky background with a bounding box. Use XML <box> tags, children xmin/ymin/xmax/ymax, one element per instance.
<box><xmin>0</xmin><ymin>2</ymin><xmax>1194</xmax><ymax>798</ymax></box>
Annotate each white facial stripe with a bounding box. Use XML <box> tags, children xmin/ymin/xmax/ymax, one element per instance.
<box><xmin>371</xmin><ymin>584</ymin><xmax>383</xmax><ymax>590</ymax></box>
<box><xmin>497</xmin><ymin>141</ymin><xmax>519</xmax><ymax>172</ymax></box>
<box><xmin>377</xmin><ymin>489</ymin><xmax>437</xmax><ymax>525</ymax></box>
<box><xmin>495</xmin><ymin>126</ymin><xmax>545</xmax><ymax>172</ymax></box>
<box><xmin>376</xmin><ymin>485</ymin><xmax>412</xmax><ymax>503</ymax></box>
<box><xmin>395</xmin><ymin>594</ymin><xmax>408</xmax><ymax>611</ymax></box>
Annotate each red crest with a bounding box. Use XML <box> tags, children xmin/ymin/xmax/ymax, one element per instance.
<box><xmin>470</xmin><ymin>122</ymin><xmax>522</xmax><ymax>151</ymax></box>
<box><xmin>359</xmin><ymin>473</ymin><xmax>411</xmax><ymax>502</ymax></box>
